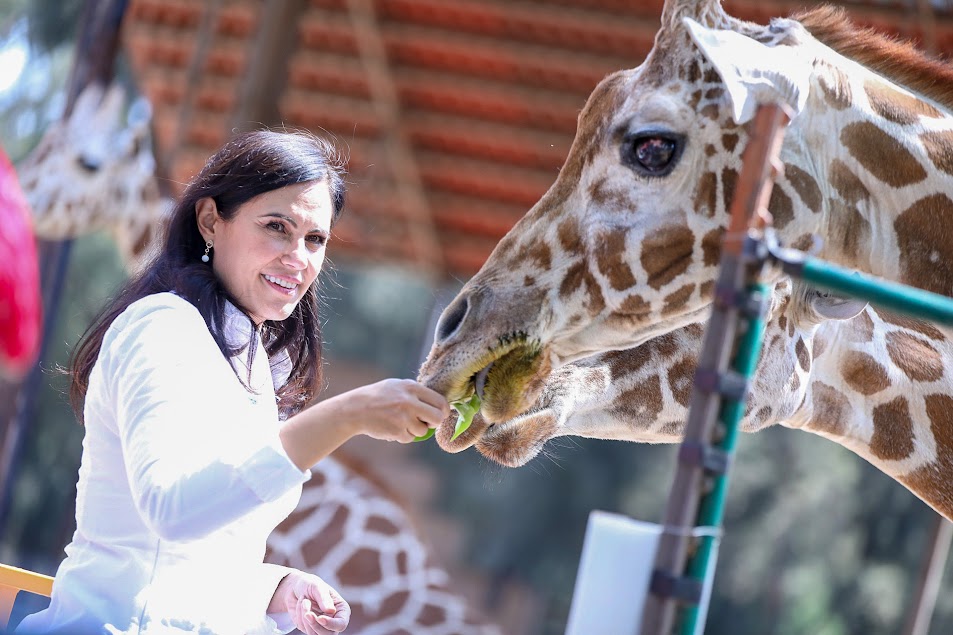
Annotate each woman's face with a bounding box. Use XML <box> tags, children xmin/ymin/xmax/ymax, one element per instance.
<box><xmin>197</xmin><ymin>180</ymin><xmax>333</xmax><ymax>324</ymax></box>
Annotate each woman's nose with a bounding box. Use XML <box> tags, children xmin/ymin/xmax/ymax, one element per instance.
<box><xmin>283</xmin><ymin>240</ymin><xmax>309</xmax><ymax>268</ymax></box>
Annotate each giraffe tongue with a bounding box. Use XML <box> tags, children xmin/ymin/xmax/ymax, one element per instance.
<box><xmin>474</xmin><ymin>362</ymin><xmax>493</xmax><ymax>401</ymax></box>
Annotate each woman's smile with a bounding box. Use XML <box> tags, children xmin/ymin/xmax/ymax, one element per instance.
<box><xmin>263</xmin><ymin>273</ymin><xmax>301</xmax><ymax>296</ymax></box>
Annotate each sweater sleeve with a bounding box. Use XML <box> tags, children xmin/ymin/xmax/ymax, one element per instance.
<box><xmin>101</xmin><ymin>295</ymin><xmax>309</xmax><ymax>542</ymax></box>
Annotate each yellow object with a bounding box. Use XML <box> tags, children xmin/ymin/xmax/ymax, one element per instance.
<box><xmin>0</xmin><ymin>563</ymin><xmax>54</xmax><ymax>631</ymax></box>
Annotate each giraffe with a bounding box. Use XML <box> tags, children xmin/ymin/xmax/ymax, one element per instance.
<box><xmin>14</xmin><ymin>81</ymin><xmax>501</xmax><ymax>635</ymax></box>
<box><xmin>417</xmin><ymin>2</ymin><xmax>953</xmax><ymax>495</ymax></box>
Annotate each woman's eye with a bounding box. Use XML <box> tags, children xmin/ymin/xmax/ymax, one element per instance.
<box><xmin>267</xmin><ymin>221</ymin><xmax>285</xmax><ymax>233</ymax></box>
<box><xmin>306</xmin><ymin>234</ymin><xmax>327</xmax><ymax>246</ymax></box>
<box><xmin>621</xmin><ymin>134</ymin><xmax>681</xmax><ymax>176</ymax></box>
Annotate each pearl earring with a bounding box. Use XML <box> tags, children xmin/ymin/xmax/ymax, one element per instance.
<box><xmin>201</xmin><ymin>241</ymin><xmax>212</xmax><ymax>263</ymax></box>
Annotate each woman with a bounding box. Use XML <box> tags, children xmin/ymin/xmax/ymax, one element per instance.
<box><xmin>16</xmin><ymin>130</ymin><xmax>450</xmax><ymax>635</ymax></box>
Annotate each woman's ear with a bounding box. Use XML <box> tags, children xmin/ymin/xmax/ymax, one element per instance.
<box><xmin>195</xmin><ymin>197</ymin><xmax>219</xmax><ymax>242</ymax></box>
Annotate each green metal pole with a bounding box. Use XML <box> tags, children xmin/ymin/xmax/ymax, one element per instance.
<box><xmin>678</xmin><ymin>282</ymin><xmax>770</xmax><ymax>635</ymax></box>
<box><xmin>784</xmin><ymin>258</ymin><xmax>953</xmax><ymax>326</ymax></box>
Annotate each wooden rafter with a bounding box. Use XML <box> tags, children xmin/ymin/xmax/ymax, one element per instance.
<box><xmin>345</xmin><ymin>0</ymin><xmax>445</xmax><ymax>275</ymax></box>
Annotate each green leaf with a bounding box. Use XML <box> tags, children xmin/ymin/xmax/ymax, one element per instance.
<box><xmin>413</xmin><ymin>427</ymin><xmax>435</xmax><ymax>442</ymax></box>
<box><xmin>450</xmin><ymin>393</ymin><xmax>482</xmax><ymax>441</ymax></box>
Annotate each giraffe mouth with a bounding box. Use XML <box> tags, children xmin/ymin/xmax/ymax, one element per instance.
<box><xmin>434</xmin><ymin>338</ymin><xmax>552</xmax><ymax>453</ymax></box>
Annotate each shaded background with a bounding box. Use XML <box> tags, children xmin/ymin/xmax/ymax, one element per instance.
<box><xmin>2</xmin><ymin>1</ymin><xmax>953</xmax><ymax>633</ymax></box>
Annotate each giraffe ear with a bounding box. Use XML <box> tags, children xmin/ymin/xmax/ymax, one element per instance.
<box><xmin>810</xmin><ymin>290</ymin><xmax>868</xmax><ymax>321</ymax></box>
<box><xmin>682</xmin><ymin>18</ymin><xmax>812</xmax><ymax>124</ymax></box>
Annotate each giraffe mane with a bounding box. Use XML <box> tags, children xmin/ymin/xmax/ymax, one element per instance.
<box><xmin>793</xmin><ymin>6</ymin><xmax>953</xmax><ymax>113</ymax></box>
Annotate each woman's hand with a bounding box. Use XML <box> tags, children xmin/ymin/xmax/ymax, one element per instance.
<box><xmin>281</xmin><ymin>379</ymin><xmax>451</xmax><ymax>470</ymax></box>
<box><xmin>333</xmin><ymin>378</ymin><xmax>451</xmax><ymax>443</ymax></box>
<box><xmin>270</xmin><ymin>570</ymin><xmax>350</xmax><ymax>634</ymax></box>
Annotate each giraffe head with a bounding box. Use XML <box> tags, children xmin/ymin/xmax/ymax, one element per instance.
<box><xmin>17</xmin><ymin>82</ymin><xmax>170</xmax><ymax>269</ymax></box>
<box><xmin>418</xmin><ymin>2</ymin><xmax>953</xmax><ymax>443</ymax></box>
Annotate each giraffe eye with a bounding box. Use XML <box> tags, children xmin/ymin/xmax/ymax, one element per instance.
<box><xmin>621</xmin><ymin>133</ymin><xmax>683</xmax><ymax>177</ymax></box>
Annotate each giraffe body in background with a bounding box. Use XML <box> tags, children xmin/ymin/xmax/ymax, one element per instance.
<box><xmin>418</xmin><ymin>2</ymin><xmax>953</xmax><ymax>518</ymax></box>
<box><xmin>16</xmin><ymin>82</ymin><xmax>500</xmax><ymax>635</ymax></box>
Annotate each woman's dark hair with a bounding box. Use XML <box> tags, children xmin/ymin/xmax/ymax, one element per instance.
<box><xmin>69</xmin><ymin>129</ymin><xmax>347</xmax><ymax>421</ymax></box>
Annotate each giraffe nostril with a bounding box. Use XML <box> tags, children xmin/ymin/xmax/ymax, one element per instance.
<box><xmin>436</xmin><ymin>295</ymin><xmax>469</xmax><ymax>343</ymax></box>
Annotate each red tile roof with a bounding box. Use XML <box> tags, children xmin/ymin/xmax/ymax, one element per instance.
<box><xmin>123</xmin><ymin>0</ymin><xmax>953</xmax><ymax>278</ymax></box>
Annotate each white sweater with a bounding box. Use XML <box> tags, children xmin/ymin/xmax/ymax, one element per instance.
<box><xmin>16</xmin><ymin>293</ymin><xmax>311</xmax><ymax>635</ymax></box>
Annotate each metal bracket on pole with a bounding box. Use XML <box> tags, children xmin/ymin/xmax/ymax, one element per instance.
<box><xmin>649</xmin><ymin>570</ymin><xmax>704</xmax><ymax>605</ymax></box>
<box><xmin>678</xmin><ymin>441</ymin><xmax>730</xmax><ymax>475</ymax></box>
<box><xmin>692</xmin><ymin>369</ymin><xmax>749</xmax><ymax>402</ymax></box>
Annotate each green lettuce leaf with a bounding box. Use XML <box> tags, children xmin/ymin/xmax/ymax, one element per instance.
<box><xmin>413</xmin><ymin>393</ymin><xmax>482</xmax><ymax>442</ymax></box>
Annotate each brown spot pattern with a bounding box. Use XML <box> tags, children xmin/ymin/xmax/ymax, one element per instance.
<box><xmin>795</xmin><ymin>337</ymin><xmax>810</xmax><ymax>372</ymax></box>
<box><xmin>524</xmin><ymin>240</ymin><xmax>552</xmax><ymax>270</ymax></box>
<box><xmin>828</xmin><ymin>199</ymin><xmax>872</xmax><ymax>261</ymax></box>
<box><xmin>721</xmin><ymin>168</ymin><xmax>739</xmax><ymax>212</ymax></box>
<box><xmin>817</xmin><ymin>65</ymin><xmax>852</xmax><ymax>110</ymax></box>
<box><xmin>813</xmin><ymin>334</ymin><xmax>828</xmax><ymax>358</ymax></box>
<box><xmin>559</xmin><ymin>261</ymin><xmax>586</xmax><ymax>298</ymax></box>
<box><xmin>791</xmin><ymin>234</ymin><xmax>816</xmax><ymax>251</ymax></box>
<box><xmin>894</xmin><ymin>194</ymin><xmax>953</xmax><ymax>295</ymax></box>
<box><xmin>694</xmin><ymin>171</ymin><xmax>718</xmax><ymax>217</ymax></box>
<box><xmin>809</xmin><ymin>382</ymin><xmax>850</xmax><ymax>436</ymax></box>
<box><xmin>784</xmin><ymin>164</ymin><xmax>823</xmax><ymax>213</ymax></box>
<box><xmin>701</xmin><ymin>228</ymin><xmax>723</xmax><ymax>267</ymax></box>
<box><xmin>841</xmin><ymin>121</ymin><xmax>927</xmax><ymax>187</ymax></box>
<box><xmin>583</xmin><ymin>268</ymin><xmax>606</xmax><ymax>315</ymax></box>
<box><xmin>901</xmin><ymin>394</ymin><xmax>953</xmax><ymax>518</ymax></box>
<box><xmin>886</xmin><ymin>331</ymin><xmax>944</xmax><ymax>382</ymax></box>
<box><xmin>663</xmin><ymin>284</ymin><xmax>696</xmax><ymax>316</ymax></box>
<box><xmin>752</xmin><ymin>406</ymin><xmax>773</xmax><ymax>428</ymax></box>
<box><xmin>618</xmin><ymin>294</ymin><xmax>650</xmax><ymax>317</ymax></box>
<box><xmin>769</xmin><ymin>186</ymin><xmax>794</xmax><ymax>230</ymax></box>
<box><xmin>869</xmin><ymin>396</ymin><xmax>915</xmax><ymax>461</ymax></box>
<box><xmin>878</xmin><ymin>311</ymin><xmax>947</xmax><ymax>341</ymax></box>
<box><xmin>590</xmin><ymin>177</ymin><xmax>635</xmax><ymax>212</ymax></box>
<box><xmin>830</xmin><ymin>159</ymin><xmax>870</xmax><ymax>205</ymax></box>
<box><xmin>558</xmin><ymin>219</ymin><xmax>583</xmax><ymax>254</ymax></box>
<box><xmin>595</xmin><ymin>231</ymin><xmax>636</xmax><ymax>291</ymax></box>
<box><xmin>699</xmin><ymin>280</ymin><xmax>715</xmax><ymax>300</ymax></box>
<box><xmin>338</xmin><ymin>548</ymin><xmax>383</xmax><ymax>585</ymax></box>
<box><xmin>668</xmin><ymin>356</ymin><xmax>696</xmax><ymax>407</ymax></box>
<box><xmin>366</xmin><ymin>515</ymin><xmax>401</xmax><ymax>536</ymax></box>
<box><xmin>613</xmin><ymin>375</ymin><xmax>664</xmax><ymax>421</ymax></box>
<box><xmin>921</xmin><ymin>130</ymin><xmax>953</xmax><ymax>177</ymax></box>
<box><xmin>865</xmin><ymin>78</ymin><xmax>943</xmax><ymax>125</ymax></box>
<box><xmin>641</xmin><ymin>225</ymin><xmax>695</xmax><ymax>290</ymax></box>
<box><xmin>418</xmin><ymin>605</ymin><xmax>446</xmax><ymax>626</ymax></box>
<box><xmin>722</xmin><ymin>133</ymin><xmax>740</xmax><ymax>153</ymax></box>
<box><xmin>603</xmin><ymin>348</ymin><xmax>649</xmax><ymax>382</ymax></box>
<box><xmin>840</xmin><ymin>351</ymin><xmax>891</xmax><ymax>395</ymax></box>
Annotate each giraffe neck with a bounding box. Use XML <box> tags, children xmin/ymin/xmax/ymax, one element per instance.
<box><xmin>787</xmin><ymin>308</ymin><xmax>953</xmax><ymax>517</ymax></box>
<box><xmin>776</xmin><ymin>27</ymin><xmax>953</xmax><ymax>296</ymax></box>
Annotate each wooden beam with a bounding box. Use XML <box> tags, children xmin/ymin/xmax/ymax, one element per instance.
<box><xmin>345</xmin><ymin>0</ymin><xmax>445</xmax><ymax>275</ymax></box>
<box><xmin>232</xmin><ymin>0</ymin><xmax>308</xmax><ymax>132</ymax></box>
